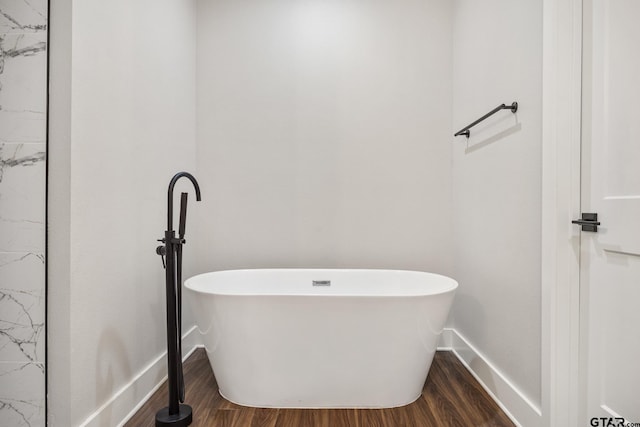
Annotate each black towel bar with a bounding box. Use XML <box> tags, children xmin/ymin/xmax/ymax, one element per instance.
<box><xmin>454</xmin><ymin>102</ymin><xmax>518</xmax><ymax>138</ymax></box>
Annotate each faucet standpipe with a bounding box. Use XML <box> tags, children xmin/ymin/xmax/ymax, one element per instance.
<box><xmin>155</xmin><ymin>173</ymin><xmax>201</xmax><ymax>427</ymax></box>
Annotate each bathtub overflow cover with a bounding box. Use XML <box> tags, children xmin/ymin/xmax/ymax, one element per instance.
<box><xmin>312</xmin><ymin>280</ymin><xmax>331</xmax><ymax>286</ymax></box>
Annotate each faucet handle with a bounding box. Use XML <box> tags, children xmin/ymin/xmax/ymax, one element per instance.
<box><xmin>155</xmin><ymin>245</ymin><xmax>166</xmax><ymax>269</ymax></box>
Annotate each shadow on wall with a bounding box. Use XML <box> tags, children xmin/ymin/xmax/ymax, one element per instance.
<box><xmin>464</xmin><ymin>117</ymin><xmax>522</xmax><ymax>154</ymax></box>
<box><xmin>453</xmin><ymin>292</ymin><xmax>505</xmax><ymax>420</ymax></box>
<box><xmin>149</xmin><ymin>277</ymin><xmax>165</xmax><ymax>363</ymax></box>
<box><xmin>453</xmin><ymin>292</ymin><xmax>487</xmax><ymax>347</ymax></box>
<box><xmin>96</xmin><ymin>327</ymin><xmax>132</xmax><ymax>427</ymax></box>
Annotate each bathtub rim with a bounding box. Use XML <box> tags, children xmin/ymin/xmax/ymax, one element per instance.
<box><xmin>184</xmin><ymin>268</ymin><xmax>458</xmax><ymax>298</ymax></box>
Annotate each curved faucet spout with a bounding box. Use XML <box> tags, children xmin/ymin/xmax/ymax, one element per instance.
<box><xmin>167</xmin><ymin>172</ymin><xmax>201</xmax><ymax>232</ymax></box>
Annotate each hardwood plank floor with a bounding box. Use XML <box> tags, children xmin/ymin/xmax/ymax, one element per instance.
<box><xmin>125</xmin><ymin>349</ymin><xmax>514</xmax><ymax>427</ymax></box>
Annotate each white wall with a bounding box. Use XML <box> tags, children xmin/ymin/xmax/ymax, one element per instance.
<box><xmin>451</xmin><ymin>0</ymin><xmax>542</xmax><ymax>414</ymax></box>
<box><xmin>195</xmin><ymin>0</ymin><xmax>453</xmax><ymax>275</ymax></box>
<box><xmin>48</xmin><ymin>0</ymin><xmax>198</xmax><ymax>425</ymax></box>
<box><xmin>48</xmin><ymin>0</ymin><xmax>72</xmax><ymax>423</ymax></box>
<box><xmin>46</xmin><ymin>0</ymin><xmax>548</xmax><ymax>424</ymax></box>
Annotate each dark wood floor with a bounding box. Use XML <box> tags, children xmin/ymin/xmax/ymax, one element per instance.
<box><xmin>126</xmin><ymin>349</ymin><xmax>514</xmax><ymax>427</ymax></box>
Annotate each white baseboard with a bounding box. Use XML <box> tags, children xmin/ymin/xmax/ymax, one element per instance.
<box><xmin>82</xmin><ymin>326</ymin><xmax>541</xmax><ymax>427</ymax></box>
<box><xmin>78</xmin><ymin>325</ymin><xmax>203</xmax><ymax>427</ymax></box>
<box><xmin>437</xmin><ymin>327</ymin><xmax>454</xmax><ymax>350</ymax></box>
<box><xmin>438</xmin><ymin>328</ymin><xmax>542</xmax><ymax>427</ymax></box>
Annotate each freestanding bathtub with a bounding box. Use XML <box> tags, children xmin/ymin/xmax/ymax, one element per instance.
<box><xmin>185</xmin><ymin>269</ymin><xmax>457</xmax><ymax>409</ymax></box>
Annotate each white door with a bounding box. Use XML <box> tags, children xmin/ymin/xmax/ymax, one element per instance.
<box><xmin>580</xmin><ymin>0</ymin><xmax>640</xmax><ymax>425</ymax></box>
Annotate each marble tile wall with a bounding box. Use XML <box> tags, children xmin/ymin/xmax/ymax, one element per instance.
<box><xmin>0</xmin><ymin>0</ymin><xmax>47</xmax><ymax>426</ymax></box>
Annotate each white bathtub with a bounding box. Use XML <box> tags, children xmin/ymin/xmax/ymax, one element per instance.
<box><xmin>185</xmin><ymin>269</ymin><xmax>457</xmax><ymax>409</ymax></box>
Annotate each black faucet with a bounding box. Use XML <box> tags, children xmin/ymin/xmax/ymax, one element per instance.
<box><xmin>155</xmin><ymin>172</ymin><xmax>201</xmax><ymax>427</ymax></box>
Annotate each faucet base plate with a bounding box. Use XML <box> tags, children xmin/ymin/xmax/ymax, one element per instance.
<box><xmin>155</xmin><ymin>404</ymin><xmax>192</xmax><ymax>426</ymax></box>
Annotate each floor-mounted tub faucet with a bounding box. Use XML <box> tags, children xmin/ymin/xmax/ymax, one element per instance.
<box><xmin>155</xmin><ymin>172</ymin><xmax>201</xmax><ymax>427</ymax></box>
